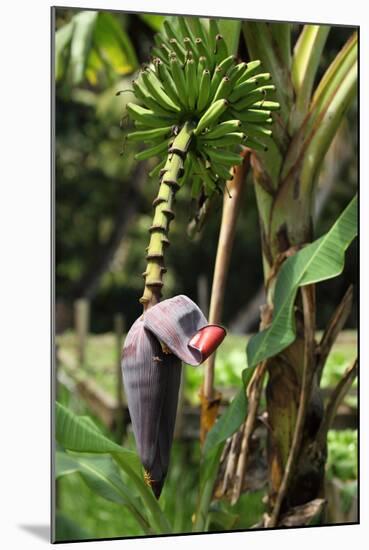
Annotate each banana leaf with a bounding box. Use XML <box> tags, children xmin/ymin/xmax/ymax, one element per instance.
<box><xmin>247</xmin><ymin>195</ymin><xmax>357</xmax><ymax>368</ymax></box>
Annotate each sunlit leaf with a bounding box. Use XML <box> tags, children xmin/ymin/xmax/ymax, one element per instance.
<box><xmin>93</xmin><ymin>13</ymin><xmax>138</xmax><ymax>77</ymax></box>
<box><xmin>85</xmin><ymin>47</ymin><xmax>104</xmax><ymax>85</ymax></box>
<box><xmin>55</xmin><ymin>10</ymin><xmax>138</xmax><ymax>88</ymax></box>
<box><xmin>55</xmin><ymin>20</ymin><xmax>74</xmax><ymax>81</ymax></box>
<box><xmin>247</xmin><ymin>195</ymin><xmax>357</xmax><ymax>368</ymax></box>
<box><xmin>68</xmin><ymin>11</ymin><xmax>98</xmax><ymax>85</ymax></box>
<box><xmin>56</xmin><ymin>450</ymin><xmax>79</xmax><ymax>478</ymax></box>
<box><xmin>139</xmin><ymin>13</ymin><xmax>165</xmax><ymax>31</ymax></box>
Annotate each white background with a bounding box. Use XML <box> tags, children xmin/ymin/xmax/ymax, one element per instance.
<box><xmin>1</xmin><ymin>0</ymin><xmax>367</xmax><ymax>548</ymax></box>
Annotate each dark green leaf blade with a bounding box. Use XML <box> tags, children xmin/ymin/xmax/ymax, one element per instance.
<box><xmin>139</xmin><ymin>14</ymin><xmax>165</xmax><ymax>31</ymax></box>
<box><xmin>56</xmin><ymin>450</ymin><xmax>136</xmax><ymax>507</ymax></box>
<box><xmin>92</xmin><ymin>13</ymin><xmax>138</xmax><ymax>78</ymax></box>
<box><xmin>247</xmin><ymin>195</ymin><xmax>357</xmax><ymax>368</ymax></box>
<box><xmin>55</xmin><ymin>402</ymin><xmax>172</xmax><ymax>534</ymax></box>
<box><xmin>55</xmin><ymin>451</ymin><xmax>152</xmax><ymax>535</ymax></box>
<box><xmin>55</xmin><ymin>20</ymin><xmax>74</xmax><ymax>81</ymax></box>
<box><xmin>55</xmin><ymin>401</ymin><xmax>140</xmax><ymax>472</ymax></box>
<box><xmin>68</xmin><ymin>11</ymin><xmax>98</xmax><ymax>85</ymax></box>
<box><xmin>55</xmin><ymin>450</ymin><xmax>79</xmax><ymax>478</ymax></box>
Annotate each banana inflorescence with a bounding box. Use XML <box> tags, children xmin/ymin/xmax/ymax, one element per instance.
<box><xmin>124</xmin><ymin>16</ymin><xmax>279</xmax><ymax>198</ymax></box>
<box><xmin>121</xmin><ymin>18</ymin><xmax>279</xmax><ymax>493</ymax></box>
<box><xmin>121</xmin><ymin>16</ymin><xmax>280</xmax><ymax>306</ymax></box>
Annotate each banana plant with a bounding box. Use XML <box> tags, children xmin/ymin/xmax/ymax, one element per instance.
<box><xmin>202</xmin><ymin>22</ymin><xmax>358</xmax><ymax>526</ymax></box>
<box><xmin>120</xmin><ymin>15</ymin><xmax>278</xmax><ymax>500</ymax></box>
<box><xmin>55</xmin><ymin>13</ymin><xmax>357</xmax><ymax>535</ymax></box>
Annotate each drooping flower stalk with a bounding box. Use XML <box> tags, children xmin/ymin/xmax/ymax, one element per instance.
<box><xmin>121</xmin><ymin>15</ymin><xmax>279</xmax><ymax>500</ymax></box>
<box><xmin>140</xmin><ymin>121</ymin><xmax>195</xmax><ymax>309</ymax></box>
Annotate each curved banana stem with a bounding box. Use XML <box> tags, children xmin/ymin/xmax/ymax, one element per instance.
<box><xmin>140</xmin><ymin>121</ymin><xmax>195</xmax><ymax>309</ymax></box>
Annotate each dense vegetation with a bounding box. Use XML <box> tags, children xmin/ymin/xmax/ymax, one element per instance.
<box><xmin>54</xmin><ymin>8</ymin><xmax>358</xmax><ymax>542</ymax></box>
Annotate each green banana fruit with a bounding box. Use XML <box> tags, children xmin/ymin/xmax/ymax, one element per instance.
<box><xmin>200</xmin><ymin>132</ymin><xmax>246</xmax><ymax>147</ymax></box>
<box><xmin>135</xmin><ymin>140</ymin><xmax>169</xmax><ymax>160</ymax></box>
<box><xmin>198</xmin><ymin>119</ymin><xmax>242</xmax><ymax>139</ymax></box>
<box><xmin>127</xmin><ymin>103</ymin><xmax>173</xmax><ymax>126</ymax></box>
<box><xmin>170</xmin><ymin>56</ymin><xmax>187</xmax><ymax>98</ymax></box>
<box><xmin>205</xmin><ymin>147</ymin><xmax>244</xmax><ymax>166</ymax></box>
<box><xmin>169</xmin><ymin>38</ymin><xmax>186</xmax><ymax>63</ymax></box>
<box><xmin>141</xmin><ymin>70</ymin><xmax>180</xmax><ymax>112</ymax></box>
<box><xmin>213</xmin><ymin>76</ymin><xmax>233</xmax><ymax>102</ymax></box>
<box><xmin>122</xmin><ymin>15</ymin><xmax>279</xmax><ymax>197</ymax></box>
<box><xmin>186</xmin><ymin>59</ymin><xmax>198</xmax><ymax>110</ymax></box>
<box><xmin>214</xmin><ymin>35</ymin><xmax>228</xmax><ymax>63</ymax></box>
<box><xmin>193</xmin><ymin>99</ymin><xmax>229</xmax><ymax>135</ymax></box>
<box><xmin>127</xmin><ymin>126</ymin><xmax>173</xmax><ymax>142</ymax></box>
<box><xmin>197</xmin><ymin>69</ymin><xmax>211</xmax><ymax>112</ymax></box>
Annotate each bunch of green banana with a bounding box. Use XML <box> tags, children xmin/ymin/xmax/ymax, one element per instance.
<box><xmin>124</xmin><ymin>16</ymin><xmax>279</xmax><ymax>197</ymax></box>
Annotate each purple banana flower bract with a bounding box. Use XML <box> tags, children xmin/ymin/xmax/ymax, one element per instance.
<box><xmin>122</xmin><ymin>295</ymin><xmax>226</xmax><ymax>498</ymax></box>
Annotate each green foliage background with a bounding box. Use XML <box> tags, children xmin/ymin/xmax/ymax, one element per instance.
<box><xmin>55</xmin><ymin>7</ymin><xmax>358</xmax><ymax>541</ymax></box>
<box><xmin>55</xmin><ymin>8</ymin><xmax>357</xmax><ymax>334</ymax></box>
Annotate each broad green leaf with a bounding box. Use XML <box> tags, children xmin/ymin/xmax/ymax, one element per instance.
<box><xmin>68</xmin><ymin>11</ymin><xmax>98</xmax><ymax>85</ymax></box>
<box><xmin>139</xmin><ymin>13</ymin><xmax>165</xmax><ymax>31</ymax></box>
<box><xmin>55</xmin><ymin>401</ymin><xmax>140</xmax><ymax>472</ymax></box>
<box><xmin>85</xmin><ymin>47</ymin><xmax>104</xmax><ymax>85</ymax></box>
<box><xmin>203</xmin><ymin>368</ymin><xmax>255</xmax><ymax>455</ymax></box>
<box><xmin>55</xmin><ymin>20</ymin><xmax>74</xmax><ymax>81</ymax></box>
<box><xmin>56</xmin><ymin>450</ymin><xmax>79</xmax><ymax>478</ymax></box>
<box><xmin>77</xmin><ymin>454</ymin><xmax>135</xmax><ymax>506</ymax></box>
<box><xmin>79</xmin><ymin>415</ymin><xmax>102</xmax><ymax>432</ymax></box>
<box><xmin>218</xmin><ymin>19</ymin><xmax>242</xmax><ymax>56</ymax></box>
<box><xmin>247</xmin><ymin>195</ymin><xmax>357</xmax><ymax>368</ymax></box>
<box><xmin>92</xmin><ymin>13</ymin><xmax>138</xmax><ymax>78</ymax></box>
<box><xmin>55</xmin><ymin>402</ymin><xmax>172</xmax><ymax>534</ymax></box>
<box><xmin>55</xmin><ymin>11</ymin><xmax>138</xmax><ymax>88</ymax></box>
<box><xmin>56</xmin><ymin>450</ymin><xmax>137</xmax><ymax>507</ymax></box>
<box><xmin>55</xmin><ymin>511</ymin><xmax>92</xmax><ymax>542</ymax></box>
